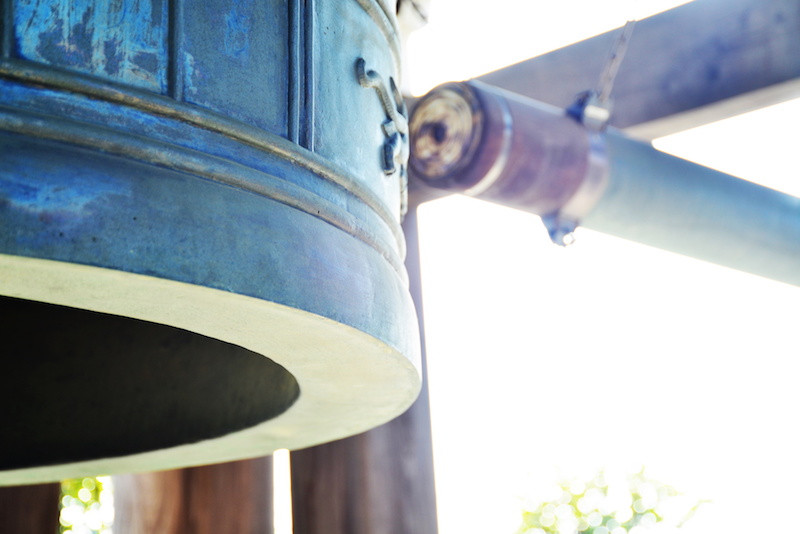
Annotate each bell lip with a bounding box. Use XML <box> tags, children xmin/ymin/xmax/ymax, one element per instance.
<box><xmin>0</xmin><ymin>253</ymin><xmax>422</xmax><ymax>486</ymax></box>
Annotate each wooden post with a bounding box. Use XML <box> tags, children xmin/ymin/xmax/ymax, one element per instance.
<box><xmin>0</xmin><ymin>483</ymin><xmax>61</xmax><ymax>533</ymax></box>
<box><xmin>290</xmin><ymin>205</ymin><xmax>438</xmax><ymax>534</ymax></box>
<box><xmin>113</xmin><ymin>457</ymin><xmax>272</xmax><ymax>534</ymax></box>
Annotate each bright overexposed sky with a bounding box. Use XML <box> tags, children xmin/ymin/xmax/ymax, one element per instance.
<box><xmin>405</xmin><ymin>0</ymin><xmax>693</xmax><ymax>96</ymax></box>
<box><xmin>403</xmin><ymin>1</ymin><xmax>800</xmax><ymax>533</ymax></box>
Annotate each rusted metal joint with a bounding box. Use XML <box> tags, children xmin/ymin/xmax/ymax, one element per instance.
<box><xmin>408</xmin><ymin>80</ymin><xmax>608</xmax><ymax>244</ymax></box>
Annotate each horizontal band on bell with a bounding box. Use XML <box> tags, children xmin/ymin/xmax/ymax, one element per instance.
<box><xmin>0</xmin><ymin>105</ymin><xmax>406</xmax><ymax>279</ymax></box>
<box><xmin>0</xmin><ymin>59</ymin><xmax>406</xmax><ymax>258</ymax></box>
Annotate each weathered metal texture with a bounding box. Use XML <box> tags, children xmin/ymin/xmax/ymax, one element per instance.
<box><xmin>409</xmin><ymin>81</ymin><xmax>800</xmax><ymax>287</ymax></box>
<box><xmin>0</xmin><ymin>0</ymin><xmax>421</xmax><ymax>484</ymax></box>
<box><xmin>180</xmin><ymin>0</ymin><xmax>290</xmax><ymax>133</ymax></box>
<box><xmin>409</xmin><ymin>81</ymin><xmax>591</xmax><ymax>215</ymax></box>
<box><xmin>291</xmin><ymin>205</ymin><xmax>439</xmax><ymax>534</ymax></box>
<box><xmin>477</xmin><ymin>0</ymin><xmax>800</xmax><ymax>139</ymax></box>
<box><xmin>11</xmin><ymin>0</ymin><xmax>169</xmax><ymax>91</ymax></box>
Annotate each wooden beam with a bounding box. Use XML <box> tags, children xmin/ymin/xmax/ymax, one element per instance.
<box><xmin>0</xmin><ymin>483</ymin><xmax>60</xmax><ymax>532</ymax></box>
<box><xmin>114</xmin><ymin>457</ymin><xmax>272</xmax><ymax>534</ymax></box>
<box><xmin>290</xmin><ymin>205</ymin><xmax>438</xmax><ymax>534</ymax></box>
<box><xmin>290</xmin><ymin>396</ymin><xmax>438</xmax><ymax>534</ymax></box>
<box><xmin>477</xmin><ymin>0</ymin><xmax>800</xmax><ymax>138</ymax></box>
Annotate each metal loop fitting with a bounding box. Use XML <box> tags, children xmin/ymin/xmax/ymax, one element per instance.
<box><xmin>543</xmin><ymin>20</ymin><xmax>635</xmax><ymax>246</ymax></box>
<box><xmin>541</xmin><ymin>132</ymin><xmax>609</xmax><ymax>246</ymax></box>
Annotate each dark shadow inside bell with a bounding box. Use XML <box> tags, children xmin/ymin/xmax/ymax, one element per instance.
<box><xmin>0</xmin><ymin>295</ymin><xmax>300</xmax><ymax>470</ymax></box>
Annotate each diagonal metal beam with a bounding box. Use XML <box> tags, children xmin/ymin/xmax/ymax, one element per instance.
<box><xmin>477</xmin><ymin>0</ymin><xmax>800</xmax><ymax>139</ymax></box>
<box><xmin>409</xmin><ymin>81</ymin><xmax>800</xmax><ymax>287</ymax></box>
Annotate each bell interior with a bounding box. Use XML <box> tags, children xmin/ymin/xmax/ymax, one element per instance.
<box><xmin>0</xmin><ymin>295</ymin><xmax>300</xmax><ymax>470</ymax></box>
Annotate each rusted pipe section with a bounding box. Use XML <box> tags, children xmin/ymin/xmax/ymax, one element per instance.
<box><xmin>409</xmin><ymin>81</ymin><xmax>800</xmax><ymax>287</ymax></box>
<box><xmin>410</xmin><ymin>81</ymin><xmax>595</xmax><ymax>216</ymax></box>
<box><xmin>409</xmin><ymin>81</ymin><xmax>610</xmax><ymax>244</ymax></box>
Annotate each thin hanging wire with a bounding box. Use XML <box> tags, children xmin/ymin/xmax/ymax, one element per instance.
<box><xmin>596</xmin><ymin>20</ymin><xmax>637</xmax><ymax>107</ymax></box>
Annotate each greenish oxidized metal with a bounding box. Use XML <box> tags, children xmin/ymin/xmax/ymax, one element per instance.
<box><xmin>0</xmin><ymin>0</ymin><xmax>420</xmax><ymax>485</ymax></box>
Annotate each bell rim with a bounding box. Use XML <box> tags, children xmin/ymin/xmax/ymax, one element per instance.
<box><xmin>0</xmin><ymin>253</ymin><xmax>421</xmax><ymax>485</ymax></box>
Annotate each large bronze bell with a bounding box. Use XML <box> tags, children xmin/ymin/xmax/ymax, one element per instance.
<box><xmin>0</xmin><ymin>0</ymin><xmax>420</xmax><ymax>484</ymax></box>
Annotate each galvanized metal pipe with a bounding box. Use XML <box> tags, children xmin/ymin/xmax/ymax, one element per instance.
<box><xmin>409</xmin><ymin>81</ymin><xmax>800</xmax><ymax>287</ymax></box>
<box><xmin>476</xmin><ymin>0</ymin><xmax>800</xmax><ymax>139</ymax></box>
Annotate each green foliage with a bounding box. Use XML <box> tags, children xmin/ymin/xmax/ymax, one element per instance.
<box><xmin>516</xmin><ymin>470</ymin><xmax>693</xmax><ymax>534</ymax></box>
<box><xmin>59</xmin><ymin>477</ymin><xmax>113</xmax><ymax>534</ymax></box>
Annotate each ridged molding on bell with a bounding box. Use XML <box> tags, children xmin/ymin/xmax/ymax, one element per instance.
<box><xmin>0</xmin><ymin>0</ymin><xmax>419</xmax><ymax>485</ymax></box>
